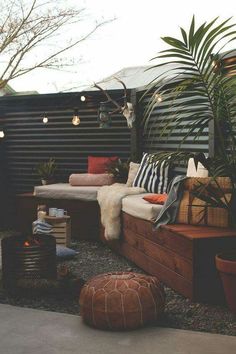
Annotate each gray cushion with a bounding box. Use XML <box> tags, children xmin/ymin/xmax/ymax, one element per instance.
<box><xmin>56</xmin><ymin>245</ymin><xmax>77</xmax><ymax>259</ymax></box>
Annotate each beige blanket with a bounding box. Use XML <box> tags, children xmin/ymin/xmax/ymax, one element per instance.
<box><xmin>97</xmin><ymin>183</ymin><xmax>146</xmax><ymax>241</ymax></box>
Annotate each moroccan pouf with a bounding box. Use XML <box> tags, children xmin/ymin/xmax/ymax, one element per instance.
<box><xmin>79</xmin><ymin>272</ymin><xmax>165</xmax><ymax>330</ymax></box>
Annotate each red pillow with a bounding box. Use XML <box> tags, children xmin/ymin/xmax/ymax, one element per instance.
<box><xmin>88</xmin><ymin>156</ymin><xmax>119</xmax><ymax>174</ymax></box>
<box><xmin>143</xmin><ymin>193</ymin><xmax>168</xmax><ymax>205</ymax></box>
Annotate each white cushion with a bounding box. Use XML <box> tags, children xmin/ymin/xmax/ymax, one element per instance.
<box><xmin>122</xmin><ymin>193</ymin><xmax>163</xmax><ymax>222</ymax></box>
<box><xmin>186</xmin><ymin>158</ymin><xmax>208</xmax><ymax>177</ymax></box>
<box><xmin>126</xmin><ymin>162</ymin><xmax>140</xmax><ymax>187</ymax></box>
<box><xmin>34</xmin><ymin>183</ymin><xmax>99</xmax><ymax>201</ymax></box>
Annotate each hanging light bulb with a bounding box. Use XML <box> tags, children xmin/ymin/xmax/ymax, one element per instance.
<box><xmin>212</xmin><ymin>60</ymin><xmax>217</xmax><ymax>68</ymax></box>
<box><xmin>80</xmin><ymin>95</ymin><xmax>86</xmax><ymax>102</ymax></box>
<box><xmin>0</xmin><ymin>130</ymin><xmax>4</xmax><ymax>138</ymax></box>
<box><xmin>42</xmin><ymin>113</ymin><xmax>48</xmax><ymax>124</ymax></box>
<box><xmin>155</xmin><ymin>93</ymin><xmax>163</xmax><ymax>103</ymax></box>
<box><xmin>72</xmin><ymin>109</ymin><xmax>80</xmax><ymax>126</ymax></box>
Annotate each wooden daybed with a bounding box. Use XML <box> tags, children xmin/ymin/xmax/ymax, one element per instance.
<box><xmin>16</xmin><ymin>183</ymin><xmax>236</xmax><ymax>304</ymax></box>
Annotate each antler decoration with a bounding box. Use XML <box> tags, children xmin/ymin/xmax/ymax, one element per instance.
<box><xmin>94</xmin><ymin>78</ymin><xmax>136</xmax><ymax>128</ymax></box>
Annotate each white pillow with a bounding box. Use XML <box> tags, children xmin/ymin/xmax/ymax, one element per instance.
<box><xmin>126</xmin><ymin>162</ymin><xmax>140</xmax><ymax>187</ymax></box>
<box><xmin>186</xmin><ymin>158</ymin><xmax>208</xmax><ymax>177</ymax></box>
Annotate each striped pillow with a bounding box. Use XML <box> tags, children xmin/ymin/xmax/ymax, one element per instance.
<box><xmin>132</xmin><ymin>153</ymin><xmax>170</xmax><ymax>193</ymax></box>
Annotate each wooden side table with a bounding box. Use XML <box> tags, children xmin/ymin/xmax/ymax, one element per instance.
<box><xmin>16</xmin><ymin>193</ymin><xmax>100</xmax><ymax>240</ymax></box>
<box><xmin>44</xmin><ymin>215</ymin><xmax>71</xmax><ymax>247</ymax></box>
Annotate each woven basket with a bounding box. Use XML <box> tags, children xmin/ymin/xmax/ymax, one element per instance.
<box><xmin>177</xmin><ymin>177</ymin><xmax>232</xmax><ymax>228</ymax></box>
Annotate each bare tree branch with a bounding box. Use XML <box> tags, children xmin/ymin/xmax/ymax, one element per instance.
<box><xmin>0</xmin><ymin>0</ymin><xmax>113</xmax><ymax>89</ymax></box>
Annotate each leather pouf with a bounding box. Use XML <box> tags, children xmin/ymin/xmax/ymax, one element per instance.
<box><xmin>79</xmin><ymin>272</ymin><xmax>165</xmax><ymax>330</ymax></box>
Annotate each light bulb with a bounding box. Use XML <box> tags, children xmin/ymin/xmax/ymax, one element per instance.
<box><xmin>212</xmin><ymin>60</ymin><xmax>217</xmax><ymax>68</ymax></box>
<box><xmin>72</xmin><ymin>114</ymin><xmax>80</xmax><ymax>126</ymax></box>
<box><xmin>155</xmin><ymin>93</ymin><xmax>163</xmax><ymax>103</ymax></box>
<box><xmin>43</xmin><ymin>116</ymin><xmax>48</xmax><ymax>124</ymax></box>
<box><xmin>0</xmin><ymin>130</ymin><xmax>4</xmax><ymax>138</ymax></box>
<box><xmin>80</xmin><ymin>95</ymin><xmax>86</xmax><ymax>102</ymax></box>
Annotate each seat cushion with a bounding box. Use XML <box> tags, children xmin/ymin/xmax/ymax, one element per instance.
<box><xmin>56</xmin><ymin>245</ymin><xmax>77</xmax><ymax>259</ymax></box>
<box><xmin>34</xmin><ymin>183</ymin><xmax>100</xmax><ymax>201</ymax></box>
<box><xmin>122</xmin><ymin>193</ymin><xmax>163</xmax><ymax>222</ymax></box>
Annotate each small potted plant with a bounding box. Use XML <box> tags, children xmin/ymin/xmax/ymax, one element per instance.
<box><xmin>106</xmin><ymin>159</ymin><xmax>129</xmax><ymax>183</ymax></box>
<box><xmin>35</xmin><ymin>158</ymin><xmax>57</xmax><ymax>185</ymax></box>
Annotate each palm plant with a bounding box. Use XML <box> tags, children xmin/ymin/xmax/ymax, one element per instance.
<box><xmin>143</xmin><ymin>16</ymin><xmax>236</xmax><ymax>225</ymax></box>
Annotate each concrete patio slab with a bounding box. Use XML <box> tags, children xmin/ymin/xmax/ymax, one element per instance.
<box><xmin>0</xmin><ymin>304</ymin><xmax>235</xmax><ymax>354</ymax></box>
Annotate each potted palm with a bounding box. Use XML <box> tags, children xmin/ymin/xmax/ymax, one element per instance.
<box><xmin>35</xmin><ymin>158</ymin><xmax>57</xmax><ymax>185</ymax></box>
<box><xmin>144</xmin><ymin>16</ymin><xmax>236</xmax><ymax>311</ymax></box>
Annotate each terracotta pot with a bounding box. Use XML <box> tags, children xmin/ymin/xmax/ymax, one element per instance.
<box><xmin>215</xmin><ymin>252</ymin><xmax>236</xmax><ymax>314</ymax></box>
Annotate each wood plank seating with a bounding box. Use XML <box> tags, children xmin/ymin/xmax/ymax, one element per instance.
<box><xmin>100</xmin><ymin>212</ymin><xmax>236</xmax><ymax>304</ymax></box>
<box><xmin>15</xmin><ymin>193</ymin><xmax>99</xmax><ymax>240</ymax></box>
<box><xmin>15</xmin><ymin>190</ymin><xmax>236</xmax><ymax>304</ymax></box>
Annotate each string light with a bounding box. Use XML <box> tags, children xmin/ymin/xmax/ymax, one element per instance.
<box><xmin>72</xmin><ymin>109</ymin><xmax>80</xmax><ymax>126</ymax></box>
<box><xmin>0</xmin><ymin>130</ymin><xmax>4</xmax><ymax>138</ymax></box>
<box><xmin>212</xmin><ymin>60</ymin><xmax>217</xmax><ymax>68</ymax></box>
<box><xmin>155</xmin><ymin>93</ymin><xmax>163</xmax><ymax>103</ymax></box>
<box><xmin>43</xmin><ymin>116</ymin><xmax>48</xmax><ymax>124</ymax></box>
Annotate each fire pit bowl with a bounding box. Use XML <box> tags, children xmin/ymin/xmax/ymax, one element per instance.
<box><xmin>1</xmin><ymin>234</ymin><xmax>57</xmax><ymax>291</ymax></box>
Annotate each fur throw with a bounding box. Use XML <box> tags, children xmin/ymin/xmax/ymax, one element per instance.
<box><xmin>97</xmin><ymin>183</ymin><xmax>146</xmax><ymax>241</ymax></box>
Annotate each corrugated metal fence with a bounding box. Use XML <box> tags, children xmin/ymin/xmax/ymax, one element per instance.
<box><xmin>137</xmin><ymin>89</ymin><xmax>209</xmax><ymax>173</ymax></box>
<box><xmin>0</xmin><ymin>90</ymin><xmax>131</xmax><ymax>194</ymax></box>
<box><xmin>0</xmin><ymin>86</ymin><xmax>212</xmax><ymax>197</ymax></box>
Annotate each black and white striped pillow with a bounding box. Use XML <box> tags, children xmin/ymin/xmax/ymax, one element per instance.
<box><xmin>132</xmin><ymin>153</ymin><xmax>170</xmax><ymax>193</ymax></box>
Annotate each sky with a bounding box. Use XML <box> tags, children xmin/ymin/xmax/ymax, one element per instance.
<box><xmin>10</xmin><ymin>0</ymin><xmax>236</xmax><ymax>94</ymax></box>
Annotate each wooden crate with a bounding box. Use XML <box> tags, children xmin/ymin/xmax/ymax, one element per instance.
<box><xmin>44</xmin><ymin>215</ymin><xmax>71</xmax><ymax>247</ymax></box>
<box><xmin>15</xmin><ymin>193</ymin><xmax>100</xmax><ymax>240</ymax></box>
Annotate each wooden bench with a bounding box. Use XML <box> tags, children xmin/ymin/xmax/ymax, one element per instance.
<box><xmin>15</xmin><ymin>192</ymin><xmax>236</xmax><ymax>304</ymax></box>
<box><xmin>101</xmin><ymin>212</ymin><xmax>236</xmax><ymax>304</ymax></box>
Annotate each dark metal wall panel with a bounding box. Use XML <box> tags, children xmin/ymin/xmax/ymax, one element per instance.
<box><xmin>137</xmin><ymin>89</ymin><xmax>209</xmax><ymax>174</ymax></box>
<box><xmin>0</xmin><ymin>90</ymin><xmax>131</xmax><ymax>194</ymax></box>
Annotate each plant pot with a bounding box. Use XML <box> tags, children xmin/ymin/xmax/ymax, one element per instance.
<box><xmin>215</xmin><ymin>252</ymin><xmax>236</xmax><ymax>314</ymax></box>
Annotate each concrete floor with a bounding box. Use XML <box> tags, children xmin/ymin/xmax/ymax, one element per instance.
<box><xmin>0</xmin><ymin>304</ymin><xmax>235</xmax><ymax>354</ymax></box>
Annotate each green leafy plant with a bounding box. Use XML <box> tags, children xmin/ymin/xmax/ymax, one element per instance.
<box><xmin>144</xmin><ymin>16</ymin><xmax>236</xmax><ymax>226</ymax></box>
<box><xmin>106</xmin><ymin>159</ymin><xmax>129</xmax><ymax>182</ymax></box>
<box><xmin>35</xmin><ymin>158</ymin><xmax>57</xmax><ymax>181</ymax></box>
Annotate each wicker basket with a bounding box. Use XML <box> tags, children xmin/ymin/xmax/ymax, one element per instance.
<box><xmin>177</xmin><ymin>177</ymin><xmax>232</xmax><ymax>228</ymax></box>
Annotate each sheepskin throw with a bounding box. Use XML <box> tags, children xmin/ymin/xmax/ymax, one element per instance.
<box><xmin>97</xmin><ymin>183</ymin><xmax>146</xmax><ymax>241</ymax></box>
